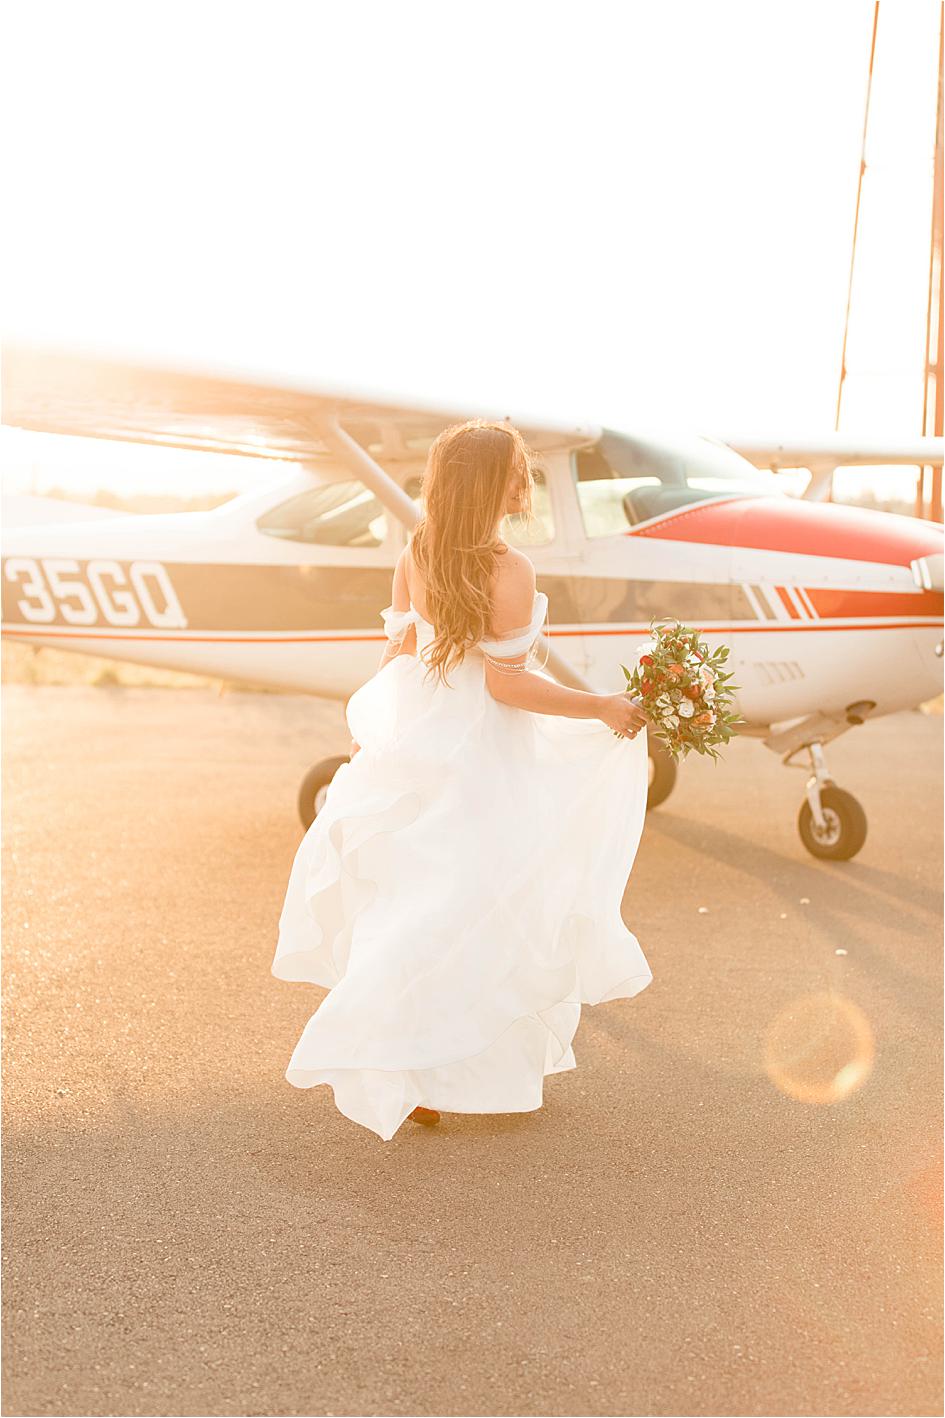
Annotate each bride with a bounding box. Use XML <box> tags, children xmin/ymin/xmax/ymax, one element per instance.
<box><xmin>272</xmin><ymin>418</ymin><xmax>653</xmax><ymax>1141</ymax></box>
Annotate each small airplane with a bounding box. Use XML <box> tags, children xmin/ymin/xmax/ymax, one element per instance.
<box><xmin>2</xmin><ymin>343</ymin><xmax>942</xmax><ymax>861</ymax></box>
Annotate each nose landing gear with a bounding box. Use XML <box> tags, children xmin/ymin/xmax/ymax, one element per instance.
<box><xmin>768</xmin><ymin>703</ymin><xmax>875</xmax><ymax>861</ymax></box>
<box><xmin>795</xmin><ymin>742</ymin><xmax>868</xmax><ymax>860</ymax></box>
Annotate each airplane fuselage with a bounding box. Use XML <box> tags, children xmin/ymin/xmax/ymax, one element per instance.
<box><xmin>2</xmin><ymin>445</ymin><xmax>942</xmax><ymax>729</ymax></box>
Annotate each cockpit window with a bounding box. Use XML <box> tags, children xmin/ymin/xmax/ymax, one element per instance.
<box><xmin>402</xmin><ymin>469</ymin><xmax>555</xmax><ymax>546</ymax></box>
<box><xmin>572</xmin><ymin>428</ymin><xmax>783</xmax><ymax>538</ymax></box>
<box><xmin>256</xmin><ymin>480</ymin><xmax>388</xmax><ymax>547</ymax></box>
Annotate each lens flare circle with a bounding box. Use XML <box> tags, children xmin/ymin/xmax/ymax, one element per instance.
<box><xmin>764</xmin><ymin>992</ymin><xmax>874</xmax><ymax>1104</ymax></box>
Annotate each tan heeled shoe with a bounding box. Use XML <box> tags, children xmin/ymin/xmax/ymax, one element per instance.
<box><xmin>408</xmin><ymin>1105</ymin><xmax>440</xmax><ymax>1126</ymax></box>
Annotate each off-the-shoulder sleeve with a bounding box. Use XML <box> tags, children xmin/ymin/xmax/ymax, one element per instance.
<box><xmin>478</xmin><ymin>592</ymin><xmax>549</xmax><ymax>660</ymax></box>
<box><xmin>380</xmin><ymin>605</ymin><xmax>421</xmax><ymax>645</ymax></box>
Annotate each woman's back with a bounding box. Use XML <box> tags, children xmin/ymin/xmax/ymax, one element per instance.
<box><xmin>403</xmin><ymin>538</ymin><xmax>537</xmax><ymax>643</ymax></box>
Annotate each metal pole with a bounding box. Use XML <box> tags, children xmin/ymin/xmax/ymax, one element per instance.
<box><xmin>835</xmin><ymin>1</ymin><xmax>881</xmax><ymax>509</ymax></box>
<box><xmin>316</xmin><ymin>416</ymin><xmax>597</xmax><ymax>693</ymax></box>
<box><xmin>923</xmin><ymin>4</ymin><xmax>944</xmax><ymax>522</ymax></box>
<box><xmin>316</xmin><ymin>418</ymin><xmax>425</xmax><ymax>527</ymax></box>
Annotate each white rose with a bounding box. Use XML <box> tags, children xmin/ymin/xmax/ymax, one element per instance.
<box><xmin>677</xmin><ymin>699</ymin><xmax>695</xmax><ymax>718</ymax></box>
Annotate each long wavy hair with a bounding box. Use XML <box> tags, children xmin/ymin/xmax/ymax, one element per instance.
<box><xmin>410</xmin><ymin>418</ymin><xmax>538</xmax><ymax>686</ymax></box>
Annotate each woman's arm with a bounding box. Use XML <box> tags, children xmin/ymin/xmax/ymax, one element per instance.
<box><xmin>484</xmin><ymin>554</ymin><xmax>647</xmax><ymax>735</ymax></box>
<box><xmin>487</xmin><ymin>655</ymin><xmax>646</xmax><ymax>734</ymax></box>
<box><xmin>488</xmin><ymin>664</ymin><xmax>611</xmax><ymax>718</ymax></box>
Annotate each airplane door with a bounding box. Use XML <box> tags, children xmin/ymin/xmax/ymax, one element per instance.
<box><xmin>512</xmin><ymin>451</ymin><xmax>595</xmax><ymax>681</ymax></box>
<box><xmin>563</xmin><ymin>437</ymin><xmax>745</xmax><ymax>691</ymax></box>
<box><xmin>560</xmin><ymin>442</ymin><xmax>659</xmax><ymax>689</ymax></box>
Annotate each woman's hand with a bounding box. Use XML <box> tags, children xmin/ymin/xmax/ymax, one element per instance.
<box><xmin>598</xmin><ymin>692</ymin><xmax>648</xmax><ymax>739</ymax></box>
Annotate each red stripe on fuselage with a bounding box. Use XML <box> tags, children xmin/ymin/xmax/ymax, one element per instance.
<box><xmin>797</xmin><ymin>586</ymin><xmax>818</xmax><ymax>617</ymax></box>
<box><xmin>577</xmin><ymin>620</ymin><xmax>940</xmax><ymax>635</ymax></box>
<box><xmin>2</xmin><ymin>619</ymin><xmax>941</xmax><ymax>645</ymax></box>
<box><xmin>628</xmin><ymin>496</ymin><xmax>944</xmax><ymax>566</ymax></box>
<box><xmin>806</xmin><ymin>586</ymin><xmax>943</xmax><ymax>618</ymax></box>
<box><xmin>775</xmin><ymin>586</ymin><xmax>801</xmax><ymax>618</ymax></box>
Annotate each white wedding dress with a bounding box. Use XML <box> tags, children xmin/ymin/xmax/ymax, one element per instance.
<box><xmin>272</xmin><ymin>590</ymin><xmax>653</xmax><ymax>1141</ymax></box>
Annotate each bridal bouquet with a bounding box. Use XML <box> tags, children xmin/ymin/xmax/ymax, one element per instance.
<box><xmin>620</xmin><ymin>617</ymin><xmax>743</xmax><ymax>762</ymax></box>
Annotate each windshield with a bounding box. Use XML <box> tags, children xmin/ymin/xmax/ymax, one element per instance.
<box><xmin>572</xmin><ymin>428</ymin><xmax>783</xmax><ymax>536</ymax></box>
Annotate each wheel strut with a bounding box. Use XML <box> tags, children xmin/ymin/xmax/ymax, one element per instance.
<box><xmin>804</xmin><ymin>741</ymin><xmax>833</xmax><ymax>834</ymax></box>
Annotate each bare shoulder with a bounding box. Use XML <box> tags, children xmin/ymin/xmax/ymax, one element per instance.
<box><xmin>488</xmin><ymin>547</ymin><xmax>536</xmax><ymax>634</ymax></box>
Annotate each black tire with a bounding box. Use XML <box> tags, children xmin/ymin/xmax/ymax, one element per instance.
<box><xmin>297</xmin><ymin>754</ymin><xmax>350</xmax><ymax>830</ymax></box>
<box><xmin>797</xmin><ymin>785</ymin><xmax>868</xmax><ymax>861</ymax></box>
<box><xmin>647</xmin><ymin>740</ymin><xmax>677</xmax><ymax>809</ymax></box>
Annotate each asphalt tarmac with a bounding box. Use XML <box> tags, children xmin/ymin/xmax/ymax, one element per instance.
<box><xmin>2</xmin><ymin>686</ymin><xmax>942</xmax><ymax>1418</ymax></box>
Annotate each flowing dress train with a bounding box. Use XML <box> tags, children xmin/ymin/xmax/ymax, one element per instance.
<box><xmin>272</xmin><ymin>590</ymin><xmax>653</xmax><ymax>1140</ymax></box>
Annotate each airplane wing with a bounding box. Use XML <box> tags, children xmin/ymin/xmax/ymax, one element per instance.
<box><xmin>716</xmin><ymin>431</ymin><xmax>944</xmax><ymax>471</ymax></box>
<box><xmin>0</xmin><ymin>341</ymin><xmax>600</xmax><ymax>693</ymax></box>
<box><xmin>0</xmin><ymin>493</ymin><xmax>130</xmax><ymax>525</ymax></box>
<box><xmin>9</xmin><ymin>344</ymin><xmax>939</xmax><ymax>477</ymax></box>
<box><xmin>715</xmin><ymin>431</ymin><xmax>944</xmax><ymax>508</ymax></box>
<box><xmin>1</xmin><ymin>342</ymin><xmax>598</xmax><ymax>462</ymax></box>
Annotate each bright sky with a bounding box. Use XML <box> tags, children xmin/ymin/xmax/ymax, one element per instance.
<box><xmin>2</xmin><ymin>0</ymin><xmax>940</xmax><ymax>498</ymax></box>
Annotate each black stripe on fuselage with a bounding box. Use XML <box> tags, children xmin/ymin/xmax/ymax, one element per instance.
<box><xmin>0</xmin><ymin>559</ymin><xmax>748</xmax><ymax>631</ymax></box>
